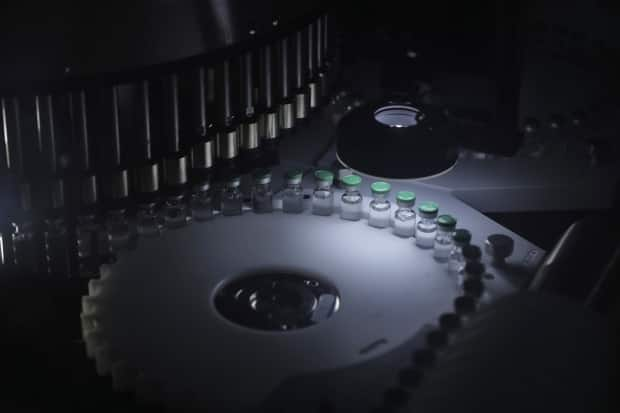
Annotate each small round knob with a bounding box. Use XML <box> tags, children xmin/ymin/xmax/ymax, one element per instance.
<box><xmin>485</xmin><ymin>234</ymin><xmax>514</xmax><ymax>264</ymax></box>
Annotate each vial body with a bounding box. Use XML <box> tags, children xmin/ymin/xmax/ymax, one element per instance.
<box><xmin>137</xmin><ymin>204</ymin><xmax>163</xmax><ymax>236</ymax></box>
<box><xmin>312</xmin><ymin>184</ymin><xmax>333</xmax><ymax>216</ymax></box>
<box><xmin>11</xmin><ymin>222</ymin><xmax>37</xmax><ymax>270</ymax></box>
<box><xmin>368</xmin><ymin>195</ymin><xmax>391</xmax><ymax>228</ymax></box>
<box><xmin>106</xmin><ymin>209</ymin><xmax>131</xmax><ymax>250</ymax></box>
<box><xmin>416</xmin><ymin>217</ymin><xmax>437</xmax><ymax>248</ymax></box>
<box><xmin>282</xmin><ymin>184</ymin><xmax>304</xmax><ymax>213</ymax></box>
<box><xmin>222</xmin><ymin>187</ymin><xmax>243</xmax><ymax>216</ymax></box>
<box><xmin>163</xmin><ymin>196</ymin><xmax>190</xmax><ymax>229</ymax></box>
<box><xmin>44</xmin><ymin>218</ymin><xmax>69</xmax><ymax>275</ymax></box>
<box><xmin>340</xmin><ymin>189</ymin><xmax>362</xmax><ymax>221</ymax></box>
<box><xmin>253</xmin><ymin>183</ymin><xmax>274</xmax><ymax>213</ymax></box>
<box><xmin>393</xmin><ymin>207</ymin><xmax>416</xmax><ymax>237</ymax></box>
<box><xmin>190</xmin><ymin>190</ymin><xmax>214</xmax><ymax>221</ymax></box>
<box><xmin>434</xmin><ymin>228</ymin><xmax>454</xmax><ymax>262</ymax></box>
<box><xmin>448</xmin><ymin>245</ymin><xmax>465</xmax><ymax>274</ymax></box>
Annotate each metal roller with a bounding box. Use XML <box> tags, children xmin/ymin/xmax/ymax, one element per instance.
<box><xmin>216</xmin><ymin>60</ymin><xmax>240</xmax><ymax>160</ymax></box>
<box><xmin>132</xmin><ymin>80</ymin><xmax>160</xmax><ymax>196</ymax></box>
<box><xmin>73</xmin><ymin>90</ymin><xmax>99</xmax><ymax>208</ymax></box>
<box><xmin>189</xmin><ymin>67</ymin><xmax>215</xmax><ymax>175</ymax></box>
<box><xmin>98</xmin><ymin>86</ymin><xmax>130</xmax><ymax>203</ymax></box>
<box><xmin>277</xmin><ymin>37</ymin><xmax>295</xmax><ymax>131</ymax></box>
<box><xmin>293</xmin><ymin>31</ymin><xmax>308</xmax><ymax>120</ymax></box>
<box><xmin>239</xmin><ymin>51</ymin><xmax>260</xmax><ymax>151</ymax></box>
<box><xmin>258</xmin><ymin>43</ymin><xmax>279</xmax><ymax>140</ymax></box>
<box><xmin>161</xmin><ymin>74</ymin><xmax>189</xmax><ymax>192</ymax></box>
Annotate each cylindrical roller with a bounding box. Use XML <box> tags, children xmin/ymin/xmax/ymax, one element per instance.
<box><xmin>262</xmin><ymin>111</ymin><xmax>278</xmax><ymax>140</ymax></box>
<box><xmin>277</xmin><ymin>37</ymin><xmax>295</xmax><ymax>131</ymax></box>
<box><xmin>107</xmin><ymin>169</ymin><xmax>130</xmax><ymax>200</ymax></box>
<box><xmin>279</xmin><ymin>101</ymin><xmax>295</xmax><ymax>130</ymax></box>
<box><xmin>258</xmin><ymin>44</ymin><xmax>279</xmax><ymax>140</ymax></box>
<box><xmin>136</xmin><ymin>163</ymin><xmax>160</xmax><ymax>194</ymax></box>
<box><xmin>73</xmin><ymin>90</ymin><xmax>99</xmax><ymax>207</ymax></box>
<box><xmin>189</xmin><ymin>67</ymin><xmax>215</xmax><ymax>183</ymax></box>
<box><xmin>307</xmin><ymin>22</ymin><xmax>320</xmax><ymax>110</ymax></box>
<box><xmin>163</xmin><ymin>74</ymin><xmax>181</xmax><ymax>154</ymax></box>
<box><xmin>216</xmin><ymin>60</ymin><xmax>236</xmax><ymax>128</ymax></box>
<box><xmin>81</xmin><ymin>174</ymin><xmax>98</xmax><ymax>206</ymax></box>
<box><xmin>133</xmin><ymin>80</ymin><xmax>160</xmax><ymax>196</ymax></box>
<box><xmin>293</xmin><ymin>31</ymin><xmax>308</xmax><ymax>120</ymax></box>
<box><xmin>96</xmin><ymin>86</ymin><xmax>130</xmax><ymax>203</ymax></box>
<box><xmin>163</xmin><ymin>155</ymin><xmax>188</xmax><ymax>187</ymax></box>
<box><xmin>216</xmin><ymin>128</ymin><xmax>238</xmax><ymax>160</ymax></box>
<box><xmin>240</xmin><ymin>51</ymin><xmax>260</xmax><ymax>151</ymax></box>
<box><xmin>1</xmin><ymin>98</ymin><xmax>11</xmax><ymax>171</ymax></box>
<box><xmin>191</xmin><ymin>140</ymin><xmax>214</xmax><ymax>169</ymax></box>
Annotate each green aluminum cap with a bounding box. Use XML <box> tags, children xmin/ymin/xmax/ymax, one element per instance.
<box><xmin>253</xmin><ymin>168</ymin><xmax>272</xmax><ymax>183</ymax></box>
<box><xmin>341</xmin><ymin>174</ymin><xmax>362</xmax><ymax>188</ymax></box>
<box><xmin>371</xmin><ymin>181</ymin><xmax>391</xmax><ymax>194</ymax></box>
<box><xmin>437</xmin><ymin>214</ymin><xmax>457</xmax><ymax>229</ymax></box>
<box><xmin>285</xmin><ymin>169</ymin><xmax>303</xmax><ymax>183</ymax></box>
<box><xmin>314</xmin><ymin>169</ymin><xmax>334</xmax><ymax>183</ymax></box>
<box><xmin>226</xmin><ymin>176</ymin><xmax>241</xmax><ymax>188</ymax></box>
<box><xmin>418</xmin><ymin>201</ymin><xmax>439</xmax><ymax>216</ymax></box>
<box><xmin>397</xmin><ymin>191</ymin><xmax>416</xmax><ymax>203</ymax></box>
<box><xmin>453</xmin><ymin>229</ymin><xmax>472</xmax><ymax>245</ymax></box>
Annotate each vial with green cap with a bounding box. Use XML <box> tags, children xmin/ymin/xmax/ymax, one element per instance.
<box><xmin>434</xmin><ymin>214</ymin><xmax>457</xmax><ymax>261</ymax></box>
<box><xmin>368</xmin><ymin>182</ymin><xmax>391</xmax><ymax>228</ymax></box>
<box><xmin>415</xmin><ymin>201</ymin><xmax>439</xmax><ymax>248</ymax></box>
<box><xmin>221</xmin><ymin>176</ymin><xmax>243</xmax><ymax>216</ymax></box>
<box><xmin>340</xmin><ymin>174</ymin><xmax>363</xmax><ymax>221</ymax></box>
<box><xmin>393</xmin><ymin>191</ymin><xmax>416</xmax><ymax>237</ymax></box>
<box><xmin>283</xmin><ymin>169</ymin><xmax>304</xmax><ymax>213</ymax></box>
<box><xmin>312</xmin><ymin>169</ymin><xmax>334</xmax><ymax>216</ymax></box>
<box><xmin>252</xmin><ymin>169</ymin><xmax>273</xmax><ymax>213</ymax></box>
<box><xmin>449</xmin><ymin>228</ymin><xmax>472</xmax><ymax>273</ymax></box>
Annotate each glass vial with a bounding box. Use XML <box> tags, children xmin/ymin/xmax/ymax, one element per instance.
<box><xmin>459</xmin><ymin>245</ymin><xmax>483</xmax><ymax>288</ymax></box>
<box><xmin>282</xmin><ymin>169</ymin><xmax>304</xmax><ymax>213</ymax></box>
<box><xmin>415</xmin><ymin>202</ymin><xmax>439</xmax><ymax>248</ymax></box>
<box><xmin>136</xmin><ymin>203</ymin><xmax>163</xmax><ymax>236</ymax></box>
<box><xmin>222</xmin><ymin>176</ymin><xmax>243</xmax><ymax>216</ymax></box>
<box><xmin>76</xmin><ymin>214</ymin><xmax>105</xmax><ymax>278</ymax></box>
<box><xmin>44</xmin><ymin>217</ymin><xmax>69</xmax><ymax>276</ymax></box>
<box><xmin>368</xmin><ymin>181</ymin><xmax>391</xmax><ymax>228</ymax></box>
<box><xmin>312</xmin><ymin>169</ymin><xmax>334</xmax><ymax>216</ymax></box>
<box><xmin>190</xmin><ymin>182</ymin><xmax>214</xmax><ymax>222</ymax></box>
<box><xmin>448</xmin><ymin>229</ymin><xmax>472</xmax><ymax>274</ymax></box>
<box><xmin>393</xmin><ymin>191</ymin><xmax>416</xmax><ymax>237</ymax></box>
<box><xmin>433</xmin><ymin>214</ymin><xmax>457</xmax><ymax>262</ymax></box>
<box><xmin>340</xmin><ymin>174</ymin><xmax>363</xmax><ymax>221</ymax></box>
<box><xmin>163</xmin><ymin>195</ymin><xmax>190</xmax><ymax>229</ymax></box>
<box><xmin>11</xmin><ymin>221</ymin><xmax>37</xmax><ymax>271</ymax></box>
<box><xmin>252</xmin><ymin>169</ymin><xmax>274</xmax><ymax>213</ymax></box>
<box><xmin>106</xmin><ymin>209</ymin><xmax>131</xmax><ymax>251</ymax></box>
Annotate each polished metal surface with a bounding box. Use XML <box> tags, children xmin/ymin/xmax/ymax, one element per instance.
<box><xmin>308</xmin><ymin>81</ymin><xmax>319</xmax><ymax>109</ymax></box>
<box><xmin>136</xmin><ymin>162</ymin><xmax>160</xmax><ymax>193</ymax></box>
<box><xmin>261</xmin><ymin>110</ymin><xmax>279</xmax><ymax>140</ymax></box>
<box><xmin>240</xmin><ymin>118</ymin><xmax>260</xmax><ymax>150</ymax></box>
<box><xmin>50</xmin><ymin>179</ymin><xmax>65</xmax><ymax>209</ymax></box>
<box><xmin>81</xmin><ymin>174</ymin><xmax>98</xmax><ymax>206</ymax></box>
<box><xmin>163</xmin><ymin>155</ymin><xmax>188</xmax><ymax>186</ymax></box>
<box><xmin>295</xmin><ymin>91</ymin><xmax>308</xmax><ymax>120</ymax></box>
<box><xmin>216</xmin><ymin>128</ymin><xmax>239</xmax><ymax>159</ymax></box>
<box><xmin>191</xmin><ymin>140</ymin><xmax>215</xmax><ymax>169</ymax></box>
<box><xmin>279</xmin><ymin>101</ymin><xmax>295</xmax><ymax>130</ymax></box>
<box><xmin>106</xmin><ymin>170</ymin><xmax>130</xmax><ymax>200</ymax></box>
